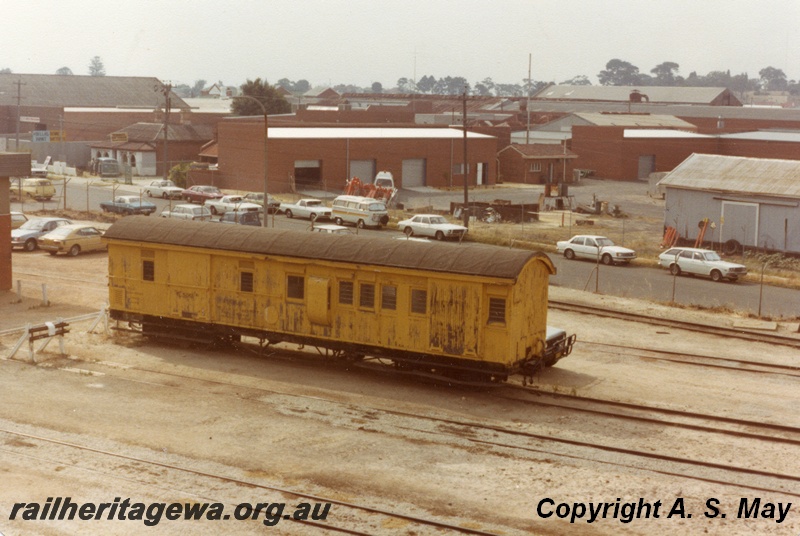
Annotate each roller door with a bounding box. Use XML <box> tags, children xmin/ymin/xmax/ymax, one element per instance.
<box><xmin>402</xmin><ymin>159</ymin><xmax>426</xmax><ymax>188</ymax></box>
<box><xmin>349</xmin><ymin>160</ymin><xmax>376</xmax><ymax>183</ymax></box>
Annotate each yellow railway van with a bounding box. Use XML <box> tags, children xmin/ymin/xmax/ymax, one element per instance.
<box><xmin>104</xmin><ymin>217</ymin><xmax>556</xmax><ymax>381</ymax></box>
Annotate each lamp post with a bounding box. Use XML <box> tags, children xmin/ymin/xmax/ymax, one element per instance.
<box><xmin>233</xmin><ymin>95</ymin><xmax>269</xmax><ymax>228</ymax></box>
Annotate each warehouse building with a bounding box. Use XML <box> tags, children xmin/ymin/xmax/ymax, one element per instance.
<box><xmin>660</xmin><ymin>154</ymin><xmax>800</xmax><ymax>254</ymax></box>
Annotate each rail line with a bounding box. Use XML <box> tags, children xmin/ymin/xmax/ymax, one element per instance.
<box><xmin>580</xmin><ymin>340</ymin><xmax>800</xmax><ymax>378</ymax></box>
<box><xmin>0</xmin><ymin>427</ymin><xmax>499</xmax><ymax>536</ymax></box>
<box><xmin>549</xmin><ymin>299</ymin><xmax>800</xmax><ymax>349</ymax></box>
<box><xmin>24</xmin><ymin>344</ymin><xmax>800</xmax><ymax>500</ymax></box>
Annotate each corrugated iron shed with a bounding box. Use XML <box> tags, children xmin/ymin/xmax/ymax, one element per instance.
<box><xmin>574</xmin><ymin>112</ymin><xmax>696</xmax><ymax>128</ymax></box>
<box><xmin>660</xmin><ymin>154</ymin><xmax>800</xmax><ymax>199</ymax></box>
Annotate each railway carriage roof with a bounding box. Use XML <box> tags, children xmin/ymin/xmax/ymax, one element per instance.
<box><xmin>104</xmin><ymin>217</ymin><xmax>554</xmax><ymax>279</ymax></box>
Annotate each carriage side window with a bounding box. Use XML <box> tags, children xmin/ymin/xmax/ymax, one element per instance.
<box><xmin>339</xmin><ymin>281</ymin><xmax>354</xmax><ymax>305</ymax></box>
<box><xmin>381</xmin><ymin>285</ymin><xmax>397</xmax><ymax>310</ymax></box>
<box><xmin>360</xmin><ymin>283</ymin><xmax>375</xmax><ymax>309</ymax></box>
<box><xmin>410</xmin><ymin>289</ymin><xmax>427</xmax><ymax>314</ymax></box>
<box><xmin>287</xmin><ymin>275</ymin><xmax>304</xmax><ymax>299</ymax></box>
<box><xmin>142</xmin><ymin>260</ymin><xmax>155</xmax><ymax>282</ymax></box>
<box><xmin>488</xmin><ymin>297</ymin><xmax>506</xmax><ymax>325</ymax></box>
<box><xmin>240</xmin><ymin>272</ymin><xmax>254</xmax><ymax>293</ymax></box>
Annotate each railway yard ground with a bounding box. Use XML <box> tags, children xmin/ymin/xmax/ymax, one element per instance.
<box><xmin>2</xmin><ymin>248</ymin><xmax>800</xmax><ymax>535</ymax></box>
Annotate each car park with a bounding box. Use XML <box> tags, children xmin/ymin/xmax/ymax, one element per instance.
<box><xmin>100</xmin><ymin>196</ymin><xmax>157</xmax><ymax>216</ymax></box>
<box><xmin>11</xmin><ymin>217</ymin><xmax>72</xmax><ymax>251</ymax></box>
<box><xmin>160</xmin><ymin>204</ymin><xmax>212</xmax><ymax>221</ymax></box>
<box><xmin>11</xmin><ymin>212</ymin><xmax>28</xmax><ymax>229</ymax></box>
<box><xmin>10</xmin><ymin>178</ymin><xmax>56</xmax><ymax>201</ymax></box>
<box><xmin>556</xmin><ymin>235</ymin><xmax>637</xmax><ymax>265</ymax></box>
<box><xmin>331</xmin><ymin>195</ymin><xmax>390</xmax><ymax>229</ymax></box>
<box><xmin>204</xmin><ymin>195</ymin><xmax>262</xmax><ymax>215</ymax></box>
<box><xmin>182</xmin><ymin>185</ymin><xmax>224</xmax><ymax>204</ymax></box>
<box><xmin>39</xmin><ymin>224</ymin><xmax>106</xmax><ymax>256</ymax></box>
<box><xmin>658</xmin><ymin>247</ymin><xmax>748</xmax><ymax>282</ymax></box>
<box><xmin>243</xmin><ymin>192</ymin><xmax>281</xmax><ymax>213</ymax></box>
<box><xmin>397</xmin><ymin>214</ymin><xmax>468</xmax><ymax>240</ymax></box>
<box><xmin>144</xmin><ymin>179</ymin><xmax>183</xmax><ymax>199</ymax></box>
<box><xmin>279</xmin><ymin>199</ymin><xmax>332</xmax><ymax>221</ymax></box>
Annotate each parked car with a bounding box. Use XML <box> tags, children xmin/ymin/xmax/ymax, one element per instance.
<box><xmin>217</xmin><ymin>211</ymin><xmax>261</xmax><ymax>226</ymax></box>
<box><xmin>182</xmin><ymin>185</ymin><xmax>224</xmax><ymax>204</ymax></box>
<box><xmin>100</xmin><ymin>196</ymin><xmax>157</xmax><ymax>216</ymax></box>
<box><xmin>160</xmin><ymin>204</ymin><xmax>212</xmax><ymax>221</ymax></box>
<box><xmin>144</xmin><ymin>179</ymin><xmax>183</xmax><ymax>199</ymax></box>
<box><xmin>556</xmin><ymin>235</ymin><xmax>637</xmax><ymax>265</ymax></box>
<box><xmin>331</xmin><ymin>195</ymin><xmax>390</xmax><ymax>229</ymax></box>
<box><xmin>11</xmin><ymin>217</ymin><xmax>72</xmax><ymax>251</ymax></box>
<box><xmin>96</xmin><ymin>157</ymin><xmax>121</xmax><ymax>178</ymax></box>
<box><xmin>658</xmin><ymin>247</ymin><xmax>748</xmax><ymax>282</ymax></box>
<box><xmin>242</xmin><ymin>192</ymin><xmax>281</xmax><ymax>213</ymax></box>
<box><xmin>10</xmin><ymin>178</ymin><xmax>56</xmax><ymax>201</ymax></box>
<box><xmin>312</xmin><ymin>224</ymin><xmax>352</xmax><ymax>234</ymax></box>
<box><xmin>279</xmin><ymin>199</ymin><xmax>332</xmax><ymax>221</ymax></box>
<box><xmin>11</xmin><ymin>212</ymin><xmax>28</xmax><ymax>229</ymax></box>
<box><xmin>205</xmin><ymin>195</ymin><xmax>262</xmax><ymax>216</ymax></box>
<box><xmin>39</xmin><ymin>224</ymin><xmax>106</xmax><ymax>256</ymax></box>
<box><xmin>397</xmin><ymin>214</ymin><xmax>468</xmax><ymax>241</ymax></box>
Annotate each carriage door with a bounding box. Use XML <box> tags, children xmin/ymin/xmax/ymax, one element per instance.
<box><xmin>428</xmin><ymin>281</ymin><xmax>478</xmax><ymax>356</ymax></box>
<box><xmin>307</xmin><ymin>277</ymin><xmax>331</xmax><ymax>326</ymax></box>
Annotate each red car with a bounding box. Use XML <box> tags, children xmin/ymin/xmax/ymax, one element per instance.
<box><xmin>182</xmin><ymin>185</ymin><xmax>224</xmax><ymax>204</ymax></box>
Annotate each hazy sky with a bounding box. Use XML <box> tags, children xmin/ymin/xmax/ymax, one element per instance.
<box><xmin>4</xmin><ymin>0</ymin><xmax>799</xmax><ymax>88</ymax></box>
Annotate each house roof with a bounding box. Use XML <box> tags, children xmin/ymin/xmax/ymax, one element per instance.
<box><xmin>500</xmin><ymin>144</ymin><xmax>578</xmax><ymax>159</ymax></box>
<box><xmin>103</xmin><ymin>216</ymin><xmax>555</xmax><ymax>280</ymax></box>
<box><xmin>532</xmin><ymin>85</ymin><xmax>739</xmax><ymax>106</ymax></box>
<box><xmin>114</xmin><ymin>123</ymin><xmax>215</xmax><ymax>142</ymax></box>
<box><xmin>0</xmin><ymin>73</ymin><xmax>189</xmax><ymax>109</ymax></box>
<box><xmin>660</xmin><ymin>154</ymin><xmax>800</xmax><ymax>199</ymax></box>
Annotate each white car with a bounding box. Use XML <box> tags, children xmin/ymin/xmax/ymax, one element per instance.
<box><xmin>658</xmin><ymin>247</ymin><xmax>748</xmax><ymax>282</ymax></box>
<box><xmin>204</xmin><ymin>195</ymin><xmax>262</xmax><ymax>216</ymax></box>
<box><xmin>160</xmin><ymin>204</ymin><xmax>213</xmax><ymax>221</ymax></box>
<box><xmin>144</xmin><ymin>180</ymin><xmax>183</xmax><ymax>199</ymax></box>
<box><xmin>397</xmin><ymin>214</ymin><xmax>467</xmax><ymax>241</ymax></box>
<box><xmin>556</xmin><ymin>235</ymin><xmax>637</xmax><ymax>265</ymax></box>
<box><xmin>279</xmin><ymin>199</ymin><xmax>332</xmax><ymax>221</ymax></box>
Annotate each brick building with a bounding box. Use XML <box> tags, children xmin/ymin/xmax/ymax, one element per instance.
<box><xmin>189</xmin><ymin>122</ymin><xmax>499</xmax><ymax>193</ymax></box>
<box><xmin>497</xmin><ymin>144</ymin><xmax>577</xmax><ymax>184</ymax></box>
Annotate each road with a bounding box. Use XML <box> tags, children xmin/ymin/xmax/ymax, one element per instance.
<box><xmin>16</xmin><ymin>177</ymin><xmax>799</xmax><ymax>320</ymax></box>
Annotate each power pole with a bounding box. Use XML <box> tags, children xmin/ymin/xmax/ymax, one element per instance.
<box><xmin>156</xmin><ymin>82</ymin><xmax>172</xmax><ymax>179</ymax></box>
<box><xmin>462</xmin><ymin>85</ymin><xmax>469</xmax><ymax>229</ymax></box>
<box><xmin>14</xmin><ymin>78</ymin><xmax>25</xmax><ymax>151</ymax></box>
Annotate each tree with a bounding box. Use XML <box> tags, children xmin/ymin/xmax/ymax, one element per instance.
<box><xmin>759</xmin><ymin>66</ymin><xmax>788</xmax><ymax>91</ymax></box>
<box><xmin>650</xmin><ymin>62</ymin><xmax>680</xmax><ymax>85</ymax></box>
<box><xmin>88</xmin><ymin>56</ymin><xmax>105</xmax><ymax>76</ymax></box>
<box><xmin>371</xmin><ymin>81</ymin><xmax>383</xmax><ymax>94</ymax></box>
<box><xmin>294</xmin><ymin>79</ymin><xmax>310</xmax><ymax>94</ymax></box>
<box><xmin>0</xmin><ymin>68</ymin><xmax>12</xmax><ymax>74</ymax></box>
<box><xmin>232</xmin><ymin>78</ymin><xmax>291</xmax><ymax>116</ymax></box>
<box><xmin>56</xmin><ymin>66</ymin><xmax>73</xmax><ymax>75</ymax></box>
<box><xmin>191</xmin><ymin>79</ymin><xmax>206</xmax><ymax>97</ymax></box>
<box><xmin>598</xmin><ymin>59</ymin><xmax>640</xmax><ymax>86</ymax></box>
<box><xmin>560</xmin><ymin>75</ymin><xmax>592</xmax><ymax>86</ymax></box>
<box><xmin>396</xmin><ymin>77</ymin><xmax>416</xmax><ymax>93</ymax></box>
<box><xmin>416</xmin><ymin>75</ymin><xmax>436</xmax><ymax>93</ymax></box>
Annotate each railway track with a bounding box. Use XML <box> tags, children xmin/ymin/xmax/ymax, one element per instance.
<box><xmin>581</xmin><ymin>340</ymin><xmax>800</xmax><ymax>378</ymax></box>
<box><xmin>23</xmin><ymin>344</ymin><xmax>800</xmax><ymax>500</ymax></box>
<box><xmin>549</xmin><ymin>299</ymin><xmax>800</xmax><ymax>349</ymax></box>
<box><xmin>0</xmin><ymin>427</ymin><xmax>498</xmax><ymax>536</ymax></box>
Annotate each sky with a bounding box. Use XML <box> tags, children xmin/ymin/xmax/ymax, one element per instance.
<box><xmin>4</xmin><ymin>0</ymin><xmax>799</xmax><ymax>89</ymax></box>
